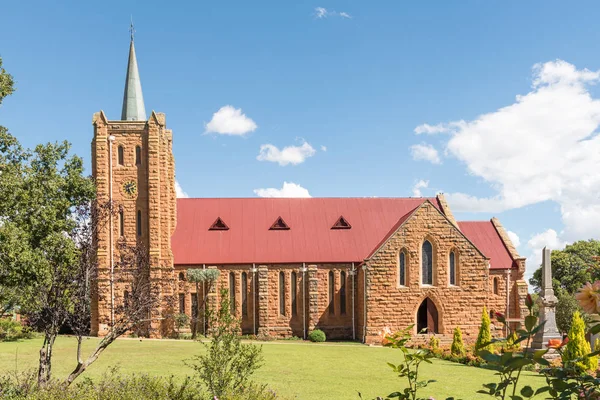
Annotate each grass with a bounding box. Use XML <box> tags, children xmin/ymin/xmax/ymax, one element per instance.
<box><xmin>0</xmin><ymin>336</ymin><xmax>546</xmax><ymax>399</ymax></box>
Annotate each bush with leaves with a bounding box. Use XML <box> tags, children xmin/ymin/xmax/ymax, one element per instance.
<box><xmin>428</xmin><ymin>335</ymin><xmax>439</xmax><ymax>351</ymax></box>
<box><xmin>187</xmin><ymin>288</ymin><xmax>263</xmax><ymax>398</ymax></box>
<box><xmin>450</xmin><ymin>327</ymin><xmax>465</xmax><ymax>356</ymax></box>
<box><xmin>174</xmin><ymin>313</ymin><xmax>190</xmax><ymax>337</ymax></box>
<box><xmin>556</xmin><ymin>290</ymin><xmax>585</xmax><ymax>335</ymax></box>
<box><xmin>308</xmin><ymin>329</ymin><xmax>326</xmax><ymax>343</ymax></box>
<box><xmin>0</xmin><ymin>319</ymin><xmax>34</xmax><ymax>342</ymax></box>
<box><xmin>563</xmin><ymin>310</ymin><xmax>597</xmax><ymax>372</ymax></box>
<box><xmin>475</xmin><ymin>306</ymin><xmax>491</xmax><ymax>352</ymax></box>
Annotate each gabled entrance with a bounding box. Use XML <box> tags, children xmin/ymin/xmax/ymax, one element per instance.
<box><xmin>417</xmin><ymin>298</ymin><xmax>438</xmax><ymax>334</ymax></box>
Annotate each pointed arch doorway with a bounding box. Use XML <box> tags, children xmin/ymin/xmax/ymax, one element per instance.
<box><xmin>417</xmin><ymin>298</ymin><xmax>439</xmax><ymax>334</ymax></box>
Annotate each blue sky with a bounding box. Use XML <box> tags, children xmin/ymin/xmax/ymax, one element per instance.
<box><xmin>2</xmin><ymin>1</ymin><xmax>600</xmax><ymax>278</ymax></box>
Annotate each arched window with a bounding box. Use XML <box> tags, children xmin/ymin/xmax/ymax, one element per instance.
<box><xmin>399</xmin><ymin>251</ymin><xmax>406</xmax><ymax>286</ymax></box>
<box><xmin>328</xmin><ymin>271</ymin><xmax>335</xmax><ymax>315</ymax></box>
<box><xmin>124</xmin><ymin>290</ymin><xmax>130</xmax><ymax>308</ymax></box>
<box><xmin>179</xmin><ymin>293</ymin><xmax>185</xmax><ymax>314</ymax></box>
<box><xmin>135</xmin><ymin>146</ymin><xmax>141</xmax><ymax>165</ymax></box>
<box><xmin>118</xmin><ymin>145</ymin><xmax>124</xmax><ymax>165</ymax></box>
<box><xmin>178</xmin><ymin>272</ymin><xmax>185</xmax><ymax>281</ymax></box>
<box><xmin>291</xmin><ymin>272</ymin><xmax>297</xmax><ymax>316</ymax></box>
<box><xmin>449</xmin><ymin>251</ymin><xmax>456</xmax><ymax>286</ymax></box>
<box><xmin>493</xmin><ymin>277</ymin><xmax>499</xmax><ymax>295</ymax></box>
<box><xmin>422</xmin><ymin>240</ymin><xmax>433</xmax><ymax>285</ymax></box>
<box><xmin>279</xmin><ymin>272</ymin><xmax>286</xmax><ymax>316</ymax></box>
<box><xmin>229</xmin><ymin>272</ymin><xmax>236</xmax><ymax>314</ymax></box>
<box><xmin>340</xmin><ymin>271</ymin><xmax>346</xmax><ymax>315</ymax></box>
<box><xmin>119</xmin><ymin>210</ymin><xmax>124</xmax><ymax>237</ymax></box>
<box><xmin>137</xmin><ymin>210</ymin><xmax>142</xmax><ymax>236</ymax></box>
<box><xmin>241</xmin><ymin>272</ymin><xmax>248</xmax><ymax>316</ymax></box>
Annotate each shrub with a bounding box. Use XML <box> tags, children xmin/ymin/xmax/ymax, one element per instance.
<box><xmin>556</xmin><ymin>291</ymin><xmax>585</xmax><ymax>334</ymax></box>
<box><xmin>0</xmin><ymin>319</ymin><xmax>33</xmax><ymax>342</ymax></box>
<box><xmin>308</xmin><ymin>329</ymin><xmax>326</xmax><ymax>343</ymax></box>
<box><xmin>173</xmin><ymin>313</ymin><xmax>190</xmax><ymax>335</ymax></box>
<box><xmin>475</xmin><ymin>306</ymin><xmax>491</xmax><ymax>351</ymax></box>
<box><xmin>187</xmin><ymin>288</ymin><xmax>263</xmax><ymax>398</ymax></box>
<box><xmin>564</xmin><ymin>310</ymin><xmax>597</xmax><ymax>372</ymax></box>
<box><xmin>428</xmin><ymin>335</ymin><xmax>440</xmax><ymax>351</ymax></box>
<box><xmin>504</xmin><ymin>330</ymin><xmax>520</xmax><ymax>351</ymax></box>
<box><xmin>450</xmin><ymin>327</ymin><xmax>465</xmax><ymax>356</ymax></box>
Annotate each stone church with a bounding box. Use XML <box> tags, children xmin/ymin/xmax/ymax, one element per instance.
<box><xmin>90</xmin><ymin>36</ymin><xmax>529</xmax><ymax>344</ymax></box>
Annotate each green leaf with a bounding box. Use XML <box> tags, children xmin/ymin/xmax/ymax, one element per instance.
<box><xmin>590</xmin><ymin>322</ymin><xmax>600</xmax><ymax>335</ymax></box>
<box><xmin>520</xmin><ymin>385</ymin><xmax>534</xmax><ymax>398</ymax></box>
<box><xmin>478</xmin><ymin>350</ymin><xmax>501</xmax><ymax>363</ymax></box>
<box><xmin>525</xmin><ymin>315</ymin><xmax>537</xmax><ymax>332</ymax></box>
<box><xmin>534</xmin><ymin>386</ymin><xmax>550</xmax><ymax>395</ymax></box>
<box><xmin>533</xmin><ymin>349</ymin><xmax>548</xmax><ymax>359</ymax></box>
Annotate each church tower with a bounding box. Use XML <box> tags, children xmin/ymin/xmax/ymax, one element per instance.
<box><xmin>91</xmin><ymin>30</ymin><xmax>177</xmax><ymax>337</ymax></box>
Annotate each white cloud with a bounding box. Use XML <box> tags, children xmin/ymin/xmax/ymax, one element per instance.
<box><xmin>412</xmin><ymin>180</ymin><xmax>429</xmax><ymax>197</ymax></box>
<box><xmin>257</xmin><ymin>141</ymin><xmax>316</xmax><ymax>166</ymax></box>
<box><xmin>410</xmin><ymin>143</ymin><xmax>441</xmax><ymax>164</ymax></box>
<box><xmin>205</xmin><ymin>105</ymin><xmax>257</xmax><ymax>136</ymax></box>
<box><xmin>420</xmin><ymin>60</ymin><xmax>600</xmax><ymax>243</ymax></box>
<box><xmin>320</xmin><ymin>145</ymin><xmax>327</xmax><ymax>152</ymax></box>
<box><xmin>314</xmin><ymin>7</ymin><xmax>352</xmax><ymax>19</ymax></box>
<box><xmin>507</xmin><ymin>230</ymin><xmax>521</xmax><ymax>248</ymax></box>
<box><xmin>175</xmin><ymin>180</ymin><xmax>189</xmax><ymax>198</ymax></box>
<box><xmin>525</xmin><ymin>229</ymin><xmax>568</xmax><ymax>280</ymax></box>
<box><xmin>253</xmin><ymin>182</ymin><xmax>311</xmax><ymax>198</ymax></box>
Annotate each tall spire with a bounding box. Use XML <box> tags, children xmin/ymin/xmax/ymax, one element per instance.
<box><xmin>121</xmin><ymin>20</ymin><xmax>146</xmax><ymax>121</ymax></box>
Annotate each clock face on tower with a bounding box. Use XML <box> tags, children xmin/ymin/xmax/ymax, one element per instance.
<box><xmin>122</xmin><ymin>180</ymin><xmax>138</xmax><ymax>198</ymax></box>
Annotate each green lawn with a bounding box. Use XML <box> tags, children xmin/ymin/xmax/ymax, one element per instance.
<box><xmin>0</xmin><ymin>337</ymin><xmax>545</xmax><ymax>399</ymax></box>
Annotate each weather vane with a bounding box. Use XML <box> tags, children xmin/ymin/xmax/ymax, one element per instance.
<box><xmin>129</xmin><ymin>16</ymin><xmax>135</xmax><ymax>41</ymax></box>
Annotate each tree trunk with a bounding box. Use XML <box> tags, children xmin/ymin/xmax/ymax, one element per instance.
<box><xmin>38</xmin><ymin>333</ymin><xmax>56</xmax><ymax>386</ymax></box>
<box><xmin>66</xmin><ymin>333</ymin><xmax>114</xmax><ymax>385</ymax></box>
<box><xmin>191</xmin><ymin>282</ymin><xmax>199</xmax><ymax>340</ymax></box>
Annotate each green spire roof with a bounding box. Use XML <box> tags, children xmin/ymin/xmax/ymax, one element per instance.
<box><xmin>121</xmin><ymin>38</ymin><xmax>146</xmax><ymax>121</ymax></box>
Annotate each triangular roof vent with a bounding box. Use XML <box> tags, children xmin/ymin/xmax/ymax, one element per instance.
<box><xmin>270</xmin><ymin>216</ymin><xmax>290</xmax><ymax>230</ymax></box>
<box><xmin>332</xmin><ymin>216</ymin><xmax>352</xmax><ymax>229</ymax></box>
<box><xmin>209</xmin><ymin>217</ymin><xmax>229</xmax><ymax>231</ymax></box>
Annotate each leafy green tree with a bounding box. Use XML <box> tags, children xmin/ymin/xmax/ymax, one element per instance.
<box><xmin>530</xmin><ymin>240</ymin><xmax>600</xmax><ymax>295</ymax></box>
<box><xmin>556</xmin><ymin>290</ymin><xmax>587</xmax><ymax>335</ymax></box>
<box><xmin>564</xmin><ymin>311</ymin><xmax>597</xmax><ymax>372</ymax></box>
<box><xmin>187</xmin><ymin>288</ymin><xmax>263</xmax><ymax>398</ymax></box>
<box><xmin>187</xmin><ymin>268</ymin><xmax>220</xmax><ymax>339</ymax></box>
<box><xmin>451</xmin><ymin>326</ymin><xmax>465</xmax><ymax>356</ymax></box>
<box><xmin>476</xmin><ymin>306</ymin><xmax>492</xmax><ymax>351</ymax></box>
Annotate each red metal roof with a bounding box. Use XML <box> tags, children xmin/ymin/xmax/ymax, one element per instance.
<box><xmin>458</xmin><ymin>221</ymin><xmax>516</xmax><ymax>270</ymax></box>
<box><xmin>172</xmin><ymin>198</ymin><xmax>437</xmax><ymax>265</ymax></box>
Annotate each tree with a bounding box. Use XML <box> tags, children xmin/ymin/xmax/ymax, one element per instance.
<box><xmin>451</xmin><ymin>326</ymin><xmax>465</xmax><ymax>356</ymax></box>
<box><xmin>563</xmin><ymin>311</ymin><xmax>597</xmax><ymax>372</ymax></box>
<box><xmin>476</xmin><ymin>306</ymin><xmax>492</xmax><ymax>351</ymax></box>
<box><xmin>556</xmin><ymin>290</ymin><xmax>587</xmax><ymax>335</ymax></box>
<box><xmin>187</xmin><ymin>288</ymin><xmax>263</xmax><ymax>398</ymax></box>
<box><xmin>530</xmin><ymin>240</ymin><xmax>600</xmax><ymax>295</ymax></box>
<box><xmin>187</xmin><ymin>268</ymin><xmax>220</xmax><ymax>339</ymax></box>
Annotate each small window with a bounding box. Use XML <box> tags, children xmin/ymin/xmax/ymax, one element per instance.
<box><xmin>241</xmin><ymin>272</ymin><xmax>248</xmax><ymax>316</ymax></box>
<box><xmin>270</xmin><ymin>217</ymin><xmax>290</xmax><ymax>230</ymax></box>
<box><xmin>124</xmin><ymin>290</ymin><xmax>130</xmax><ymax>308</ymax></box>
<box><xmin>340</xmin><ymin>271</ymin><xmax>346</xmax><ymax>315</ymax></box>
<box><xmin>135</xmin><ymin>146</ymin><xmax>141</xmax><ymax>165</ymax></box>
<box><xmin>291</xmin><ymin>272</ymin><xmax>297</xmax><ymax>317</ymax></box>
<box><xmin>229</xmin><ymin>272</ymin><xmax>236</xmax><ymax>314</ymax></box>
<box><xmin>209</xmin><ymin>217</ymin><xmax>229</xmax><ymax>231</ymax></box>
<box><xmin>279</xmin><ymin>272</ymin><xmax>286</xmax><ymax>316</ymax></box>
<box><xmin>449</xmin><ymin>251</ymin><xmax>456</xmax><ymax>286</ymax></box>
<box><xmin>179</xmin><ymin>293</ymin><xmax>185</xmax><ymax>314</ymax></box>
<box><xmin>119</xmin><ymin>210</ymin><xmax>124</xmax><ymax>237</ymax></box>
<box><xmin>191</xmin><ymin>294</ymin><xmax>198</xmax><ymax>319</ymax></box>
<box><xmin>332</xmin><ymin>216</ymin><xmax>351</xmax><ymax>229</ymax></box>
<box><xmin>422</xmin><ymin>240</ymin><xmax>433</xmax><ymax>285</ymax></box>
<box><xmin>118</xmin><ymin>145</ymin><xmax>124</xmax><ymax>165</ymax></box>
<box><xmin>493</xmin><ymin>277</ymin><xmax>499</xmax><ymax>295</ymax></box>
<box><xmin>328</xmin><ymin>271</ymin><xmax>335</xmax><ymax>315</ymax></box>
<box><xmin>399</xmin><ymin>251</ymin><xmax>406</xmax><ymax>286</ymax></box>
<box><xmin>178</xmin><ymin>272</ymin><xmax>185</xmax><ymax>281</ymax></box>
<box><xmin>136</xmin><ymin>210</ymin><xmax>142</xmax><ymax>236</ymax></box>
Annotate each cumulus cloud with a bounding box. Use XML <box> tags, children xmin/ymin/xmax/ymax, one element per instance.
<box><xmin>418</xmin><ymin>60</ymin><xmax>600</xmax><ymax>243</ymax></box>
<box><xmin>410</xmin><ymin>143</ymin><xmax>442</xmax><ymax>164</ymax></box>
<box><xmin>314</xmin><ymin>7</ymin><xmax>352</xmax><ymax>19</ymax></box>
<box><xmin>412</xmin><ymin>180</ymin><xmax>429</xmax><ymax>197</ymax></box>
<box><xmin>257</xmin><ymin>141</ymin><xmax>316</xmax><ymax>166</ymax></box>
<box><xmin>175</xmin><ymin>180</ymin><xmax>189</xmax><ymax>198</ymax></box>
<box><xmin>507</xmin><ymin>230</ymin><xmax>521</xmax><ymax>248</ymax></box>
<box><xmin>525</xmin><ymin>228</ymin><xmax>568</xmax><ymax>280</ymax></box>
<box><xmin>205</xmin><ymin>105</ymin><xmax>257</xmax><ymax>136</ymax></box>
<box><xmin>254</xmin><ymin>182</ymin><xmax>311</xmax><ymax>198</ymax></box>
